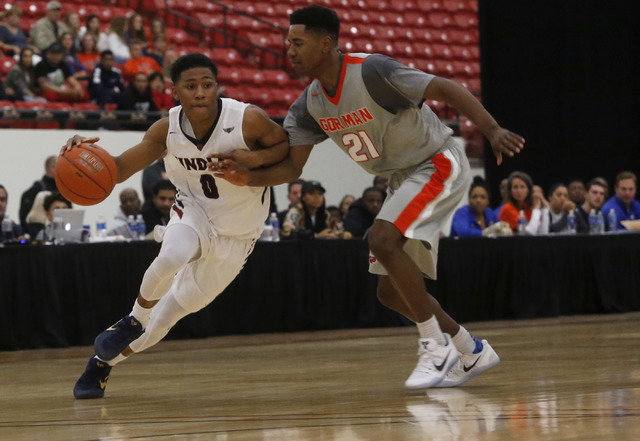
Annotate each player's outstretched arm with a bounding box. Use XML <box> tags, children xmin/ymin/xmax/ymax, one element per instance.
<box><xmin>210</xmin><ymin>144</ymin><xmax>313</xmax><ymax>187</ymax></box>
<box><xmin>113</xmin><ymin>118</ymin><xmax>169</xmax><ymax>183</ymax></box>
<box><xmin>240</xmin><ymin>105</ymin><xmax>290</xmax><ymax>168</ymax></box>
<box><xmin>424</xmin><ymin>77</ymin><xmax>525</xmax><ymax>165</ymax></box>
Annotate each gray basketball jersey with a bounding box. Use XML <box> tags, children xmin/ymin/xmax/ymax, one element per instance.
<box><xmin>284</xmin><ymin>53</ymin><xmax>454</xmax><ymax>175</ymax></box>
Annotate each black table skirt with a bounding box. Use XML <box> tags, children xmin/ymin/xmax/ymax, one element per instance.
<box><xmin>1</xmin><ymin>234</ymin><xmax>638</xmax><ymax>350</ymax></box>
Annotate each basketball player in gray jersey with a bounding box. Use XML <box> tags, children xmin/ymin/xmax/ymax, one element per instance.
<box><xmin>210</xmin><ymin>5</ymin><xmax>525</xmax><ymax>389</ymax></box>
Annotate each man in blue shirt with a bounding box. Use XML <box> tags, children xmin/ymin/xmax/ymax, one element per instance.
<box><xmin>602</xmin><ymin>171</ymin><xmax>640</xmax><ymax>230</ymax></box>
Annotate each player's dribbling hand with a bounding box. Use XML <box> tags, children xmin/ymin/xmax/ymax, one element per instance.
<box><xmin>207</xmin><ymin>154</ymin><xmax>251</xmax><ymax>186</ymax></box>
<box><xmin>60</xmin><ymin>135</ymin><xmax>100</xmax><ymax>156</ymax></box>
<box><xmin>488</xmin><ymin>127</ymin><xmax>525</xmax><ymax>166</ymax></box>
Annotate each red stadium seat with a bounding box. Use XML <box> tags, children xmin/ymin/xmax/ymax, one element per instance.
<box><xmin>429</xmin><ymin>12</ymin><xmax>453</xmax><ymax>28</ymax></box>
<box><xmin>453</xmin><ymin>13</ymin><xmax>478</xmax><ymax>29</ymax></box>
<box><xmin>0</xmin><ymin>56</ymin><xmax>16</xmax><ymax>76</ymax></box>
<box><xmin>0</xmin><ymin>100</ymin><xmax>15</xmax><ymax>109</ymax></box>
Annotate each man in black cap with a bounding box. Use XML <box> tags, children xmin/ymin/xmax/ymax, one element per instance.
<box><xmin>34</xmin><ymin>41</ymin><xmax>86</xmax><ymax>101</ymax></box>
<box><xmin>30</xmin><ymin>1</ymin><xmax>69</xmax><ymax>51</ymax></box>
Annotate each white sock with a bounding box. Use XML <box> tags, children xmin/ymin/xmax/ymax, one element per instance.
<box><xmin>96</xmin><ymin>354</ymin><xmax>127</xmax><ymax>367</ymax></box>
<box><xmin>416</xmin><ymin>315</ymin><xmax>446</xmax><ymax>345</ymax></box>
<box><xmin>131</xmin><ymin>299</ymin><xmax>152</xmax><ymax>329</ymax></box>
<box><xmin>452</xmin><ymin>326</ymin><xmax>478</xmax><ymax>353</ymax></box>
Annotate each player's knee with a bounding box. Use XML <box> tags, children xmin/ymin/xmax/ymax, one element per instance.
<box><xmin>368</xmin><ymin>226</ymin><xmax>401</xmax><ymax>261</ymax></box>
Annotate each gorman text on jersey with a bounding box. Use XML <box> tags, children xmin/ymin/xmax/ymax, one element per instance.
<box><xmin>318</xmin><ymin>107</ymin><xmax>374</xmax><ymax>132</ymax></box>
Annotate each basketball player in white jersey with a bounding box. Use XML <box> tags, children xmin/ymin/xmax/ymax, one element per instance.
<box><xmin>64</xmin><ymin>53</ymin><xmax>289</xmax><ymax>399</ymax></box>
<box><xmin>210</xmin><ymin>6</ymin><xmax>525</xmax><ymax>389</ymax></box>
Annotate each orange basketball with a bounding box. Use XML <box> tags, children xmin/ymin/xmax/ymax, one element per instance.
<box><xmin>55</xmin><ymin>143</ymin><xmax>117</xmax><ymax>206</ymax></box>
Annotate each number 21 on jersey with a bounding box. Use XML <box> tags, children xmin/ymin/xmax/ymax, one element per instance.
<box><xmin>342</xmin><ymin>130</ymin><xmax>380</xmax><ymax>162</ymax></box>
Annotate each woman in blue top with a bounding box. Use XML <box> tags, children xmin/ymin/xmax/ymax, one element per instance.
<box><xmin>450</xmin><ymin>176</ymin><xmax>500</xmax><ymax>237</ymax></box>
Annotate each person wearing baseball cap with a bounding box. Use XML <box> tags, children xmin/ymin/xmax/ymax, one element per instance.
<box><xmin>30</xmin><ymin>1</ymin><xmax>69</xmax><ymax>52</ymax></box>
<box><xmin>282</xmin><ymin>179</ymin><xmax>340</xmax><ymax>239</ymax></box>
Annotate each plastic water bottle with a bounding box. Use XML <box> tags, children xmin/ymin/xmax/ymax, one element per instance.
<box><xmin>517</xmin><ymin>210</ymin><xmax>527</xmax><ymax>234</ymax></box>
<box><xmin>596</xmin><ymin>210</ymin><xmax>605</xmax><ymax>234</ymax></box>
<box><xmin>135</xmin><ymin>214</ymin><xmax>145</xmax><ymax>240</ymax></box>
<box><xmin>127</xmin><ymin>214</ymin><xmax>136</xmax><ymax>239</ymax></box>
<box><xmin>607</xmin><ymin>208</ymin><xmax>618</xmax><ymax>232</ymax></box>
<box><xmin>2</xmin><ymin>215</ymin><xmax>13</xmax><ymax>242</ymax></box>
<box><xmin>53</xmin><ymin>215</ymin><xmax>65</xmax><ymax>245</ymax></box>
<box><xmin>268</xmin><ymin>212</ymin><xmax>280</xmax><ymax>242</ymax></box>
<box><xmin>566</xmin><ymin>210</ymin><xmax>576</xmax><ymax>234</ymax></box>
<box><xmin>96</xmin><ymin>214</ymin><xmax>107</xmax><ymax>239</ymax></box>
<box><xmin>588</xmin><ymin>209</ymin><xmax>598</xmax><ymax>234</ymax></box>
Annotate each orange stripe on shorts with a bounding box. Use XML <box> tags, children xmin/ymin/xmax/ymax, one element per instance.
<box><xmin>393</xmin><ymin>153</ymin><xmax>452</xmax><ymax>234</ymax></box>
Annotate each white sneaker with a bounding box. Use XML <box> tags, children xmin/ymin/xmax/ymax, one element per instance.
<box><xmin>435</xmin><ymin>339</ymin><xmax>500</xmax><ymax>388</ymax></box>
<box><xmin>405</xmin><ymin>333</ymin><xmax>458</xmax><ymax>389</ymax></box>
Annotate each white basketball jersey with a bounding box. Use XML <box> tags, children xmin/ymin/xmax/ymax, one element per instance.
<box><xmin>164</xmin><ymin>98</ymin><xmax>269</xmax><ymax>238</ymax></box>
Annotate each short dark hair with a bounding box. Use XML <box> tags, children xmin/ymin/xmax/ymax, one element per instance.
<box><xmin>100</xmin><ymin>49</ymin><xmax>113</xmax><ymax>58</ymax></box>
<box><xmin>469</xmin><ymin>176</ymin><xmax>490</xmax><ymax>197</ymax></box>
<box><xmin>586</xmin><ymin>178</ymin><xmax>608</xmax><ymax>192</ymax></box>
<box><xmin>287</xmin><ymin>179</ymin><xmax>305</xmax><ymax>192</ymax></box>
<box><xmin>170</xmin><ymin>53</ymin><xmax>218</xmax><ymax>84</ymax></box>
<box><xmin>362</xmin><ymin>186</ymin><xmax>385</xmax><ymax>199</ymax></box>
<box><xmin>152</xmin><ymin>180</ymin><xmax>176</xmax><ymax>196</ymax></box>
<box><xmin>615</xmin><ymin>171</ymin><xmax>637</xmax><ymax>185</ymax></box>
<box><xmin>547</xmin><ymin>182</ymin><xmax>566</xmax><ymax>198</ymax></box>
<box><xmin>290</xmin><ymin>5</ymin><xmax>340</xmax><ymax>46</ymax></box>
<box><xmin>148</xmin><ymin>71</ymin><xmax>164</xmax><ymax>83</ymax></box>
<box><xmin>43</xmin><ymin>192</ymin><xmax>71</xmax><ymax>212</ymax></box>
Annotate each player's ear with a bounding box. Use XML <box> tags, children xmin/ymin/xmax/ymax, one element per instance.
<box><xmin>172</xmin><ymin>85</ymin><xmax>178</xmax><ymax>100</ymax></box>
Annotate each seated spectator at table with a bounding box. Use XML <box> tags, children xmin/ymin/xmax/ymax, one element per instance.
<box><xmin>125</xmin><ymin>13</ymin><xmax>148</xmax><ymax>46</ymax></box>
<box><xmin>282</xmin><ymin>180</ymin><xmax>339</xmax><ymax>239</ymax></box>
<box><xmin>34</xmin><ymin>42</ymin><xmax>87</xmax><ymax>102</ymax></box>
<box><xmin>30</xmin><ymin>1</ymin><xmax>69</xmax><ymax>52</ymax></box>
<box><xmin>149</xmin><ymin>71</ymin><xmax>175</xmax><ymax>111</ymax></box>
<box><xmin>575</xmin><ymin>178</ymin><xmax>607</xmax><ymax>234</ymax></box>
<box><xmin>527</xmin><ymin>185</ymin><xmax>551</xmax><ymax>235</ymax></box>
<box><xmin>277</xmin><ymin>179</ymin><xmax>304</xmax><ymax>227</ymax></box>
<box><xmin>64</xmin><ymin>12</ymin><xmax>81</xmax><ymax>49</ymax></box>
<box><xmin>122</xmin><ymin>39</ymin><xmax>161</xmax><ymax>83</ymax></box>
<box><xmin>0</xmin><ymin>7</ymin><xmax>29</xmax><ymax>56</ymax></box>
<box><xmin>117</xmin><ymin>72</ymin><xmax>158</xmax><ymax>112</ymax></box>
<box><xmin>88</xmin><ymin>50</ymin><xmax>124</xmax><ymax>106</ymax></box>
<box><xmin>338</xmin><ymin>193</ymin><xmax>355</xmax><ymax>219</ymax></box>
<box><xmin>0</xmin><ymin>184</ymin><xmax>23</xmax><ymax>239</ymax></box>
<box><xmin>141</xmin><ymin>153</ymin><xmax>167</xmax><ymax>211</ymax></box>
<box><xmin>60</xmin><ymin>32</ymin><xmax>88</xmax><ymax>79</ymax></box>
<box><xmin>24</xmin><ymin>190</ymin><xmax>51</xmax><ymax>238</ymax></box>
<box><xmin>343</xmin><ymin>187</ymin><xmax>385</xmax><ymax>238</ymax></box>
<box><xmin>450</xmin><ymin>176</ymin><xmax>500</xmax><ymax>237</ymax></box>
<box><xmin>77</xmin><ymin>33</ymin><xmax>100</xmax><ymax>73</ymax></box>
<box><xmin>141</xmin><ymin>180</ymin><xmax>175</xmax><ymax>235</ymax></box>
<box><xmin>602</xmin><ymin>171</ymin><xmax>640</xmax><ymax>230</ymax></box>
<box><xmin>499</xmin><ymin>171</ymin><xmax>533</xmax><ymax>232</ymax></box>
<box><xmin>547</xmin><ymin>183</ymin><xmax>575</xmax><ymax>233</ymax></box>
<box><xmin>34</xmin><ymin>192</ymin><xmax>72</xmax><ymax>240</ymax></box>
<box><xmin>568</xmin><ymin>179</ymin><xmax>586</xmax><ymax>206</ymax></box>
<box><xmin>493</xmin><ymin>177</ymin><xmax>509</xmax><ymax>217</ymax></box>
<box><xmin>19</xmin><ymin>155</ymin><xmax>58</xmax><ymax>228</ymax></box>
<box><xmin>98</xmin><ymin>16</ymin><xmax>130</xmax><ymax>63</ymax></box>
<box><xmin>109</xmin><ymin>188</ymin><xmax>141</xmax><ymax>237</ymax></box>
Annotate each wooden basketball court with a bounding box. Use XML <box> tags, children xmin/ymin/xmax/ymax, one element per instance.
<box><xmin>1</xmin><ymin>313</ymin><xmax>639</xmax><ymax>440</ymax></box>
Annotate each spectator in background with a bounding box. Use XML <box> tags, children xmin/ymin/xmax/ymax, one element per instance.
<box><xmin>0</xmin><ymin>7</ymin><xmax>28</xmax><ymax>56</ymax></box>
<box><xmin>34</xmin><ymin>42</ymin><xmax>87</xmax><ymax>102</ymax></box>
<box><xmin>602</xmin><ymin>171</ymin><xmax>640</xmax><ymax>230</ymax></box>
<box><xmin>77</xmin><ymin>33</ymin><xmax>100</xmax><ymax>73</ymax></box>
<box><xmin>547</xmin><ymin>183</ymin><xmax>575</xmax><ymax>233</ymax></box>
<box><xmin>79</xmin><ymin>14</ymin><xmax>104</xmax><ymax>43</ymax></box>
<box><xmin>162</xmin><ymin>48</ymin><xmax>178</xmax><ymax>83</ymax></box>
<box><xmin>149</xmin><ymin>17</ymin><xmax>167</xmax><ymax>44</ymax></box>
<box><xmin>493</xmin><ymin>177</ymin><xmax>509</xmax><ymax>217</ymax></box>
<box><xmin>98</xmin><ymin>16</ymin><xmax>130</xmax><ymax>63</ymax></box>
<box><xmin>498</xmin><ymin>171</ymin><xmax>535</xmax><ymax>232</ymax></box>
<box><xmin>343</xmin><ymin>187</ymin><xmax>385</xmax><ymax>238</ymax></box>
<box><xmin>125</xmin><ymin>13</ymin><xmax>148</xmax><ymax>46</ymax></box>
<box><xmin>575</xmin><ymin>178</ymin><xmax>607</xmax><ymax>234</ymax></box>
<box><xmin>450</xmin><ymin>176</ymin><xmax>500</xmax><ymax>237</ymax></box>
<box><xmin>282</xmin><ymin>180</ymin><xmax>338</xmax><ymax>239</ymax></box>
<box><xmin>88</xmin><ymin>50</ymin><xmax>124</xmax><ymax>106</ymax></box>
<box><xmin>122</xmin><ymin>39</ymin><xmax>162</xmax><ymax>82</ymax></box>
<box><xmin>110</xmin><ymin>188</ymin><xmax>141</xmax><ymax>236</ymax></box>
<box><xmin>60</xmin><ymin>32</ymin><xmax>88</xmax><ymax>79</ymax></box>
<box><xmin>568</xmin><ymin>179</ymin><xmax>586</xmax><ymax>206</ymax></box>
<box><xmin>33</xmin><ymin>191</ymin><xmax>72</xmax><ymax>241</ymax></box>
<box><xmin>373</xmin><ymin>174</ymin><xmax>389</xmax><ymax>196</ymax></box>
<box><xmin>527</xmin><ymin>185</ymin><xmax>550</xmax><ymax>235</ymax></box>
<box><xmin>338</xmin><ymin>193</ymin><xmax>355</xmax><ymax>219</ymax></box>
<box><xmin>0</xmin><ymin>185</ymin><xmax>23</xmax><ymax>239</ymax></box>
<box><xmin>146</xmin><ymin>33</ymin><xmax>168</xmax><ymax>68</ymax></box>
<box><xmin>64</xmin><ymin>12</ymin><xmax>81</xmax><ymax>49</ymax></box>
<box><xmin>276</xmin><ymin>178</ymin><xmax>304</xmax><ymax>226</ymax></box>
<box><xmin>117</xmin><ymin>71</ymin><xmax>158</xmax><ymax>112</ymax></box>
<box><xmin>24</xmin><ymin>190</ymin><xmax>51</xmax><ymax>238</ymax></box>
<box><xmin>141</xmin><ymin>180</ymin><xmax>175</xmax><ymax>234</ymax></box>
<box><xmin>149</xmin><ymin>71</ymin><xmax>175</xmax><ymax>111</ymax></box>
<box><xmin>19</xmin><ymin>155</ymin><xmax>58</xmax><ymax>228</ymax></box>
<box><xmin>5</xmin><ymin>47</ymin><xmax>42</xmax><ymax>101</ymax></box>
<box><xmin>30</xmin><ymin>1</ymin><xmax>69</xmax><ymax>52</ymax></box>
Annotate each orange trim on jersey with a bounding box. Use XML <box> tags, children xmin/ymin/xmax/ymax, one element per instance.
<box><xmin>394</xmin><ymin>153</ymin><xmax>452</xmax><ymax>234</ymax></box>
<box><xmin>323</xmin><ymin>53</ymin><xmax>365</xmax><ymax>105</ymax></box>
